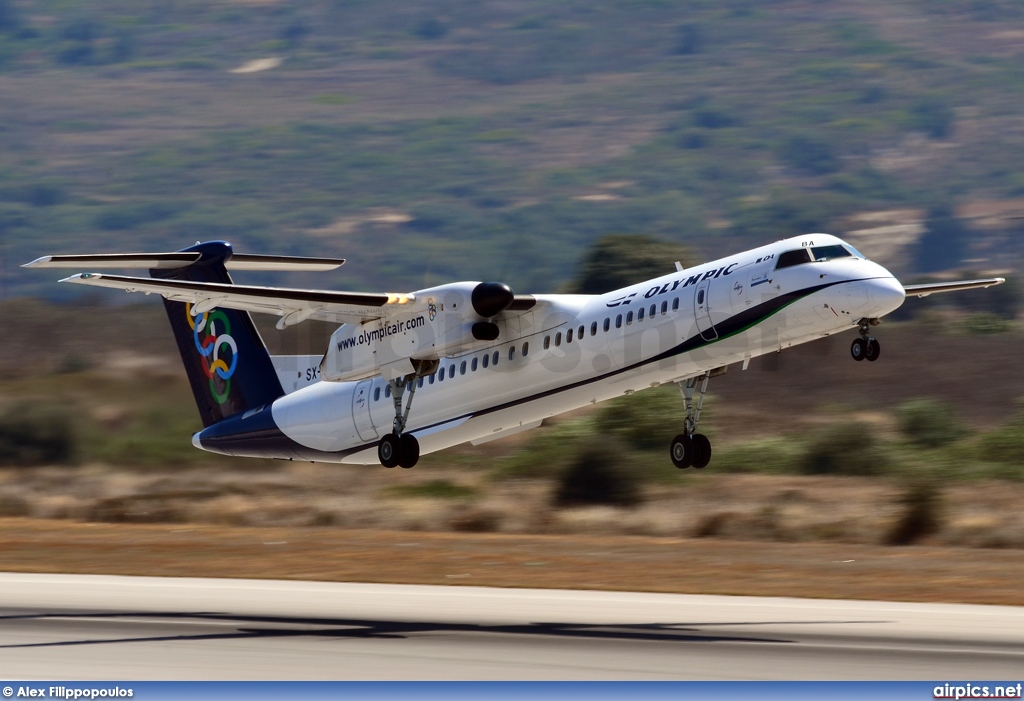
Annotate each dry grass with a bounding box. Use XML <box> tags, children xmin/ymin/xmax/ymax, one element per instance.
<box><xmin>2</xmin><ymin>518</ymin><xmax>1024</xmax><ymax>606</ymax></box>
<box><xmin>3</xmin><ymin>464</ymin><xmax>1024</xmax><ymax>549</ymax></box>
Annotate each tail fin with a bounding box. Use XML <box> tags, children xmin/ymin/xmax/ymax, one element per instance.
<box><xmin>151</xmin><ymin>241</ymin><xmax>285</xmax><ymax>427</ymax></box>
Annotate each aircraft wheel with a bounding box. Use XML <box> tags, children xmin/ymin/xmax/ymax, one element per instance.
<box><xmin>692</xmin><ymin>434</ymin><xmax>712</xmax><ymax>469</ymax></box>
<box><xmin>398</xmin><ymin>433</ymin><xmax>419</xmax><ymax>469</ymax></box>
<box><xmin>378</xmin><ymin>433</ymin><xmax>400</xmax><ymax>468</ymax></box>
<box><xmin>865</xmin><ymin>338</ymin><xmax>880</xmax><ymax>362</ymax></box>
<box><xmin>670</xmin><ymin>434</ymin><xmax>693</xmax><ymax>469</ymax></box>
<box><xmin>850</xmin><ymin>338</ymin><xmax>867</xmax><ymax>361</ymax></box>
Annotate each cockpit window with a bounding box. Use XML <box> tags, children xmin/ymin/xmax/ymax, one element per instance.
<box><xmin>775</xmin><ymin>249</ymin><xmax>812</xmax><ymax>270</ymax></box>
<box><xmin>810</xmin><ymin>245</ymin><xmax>853</xmax><ymax>262</ymax></box>
<box><xmin>843</xmin><ymin>244</ymin><xmax>865</xmax><ymax>259</ymax></box>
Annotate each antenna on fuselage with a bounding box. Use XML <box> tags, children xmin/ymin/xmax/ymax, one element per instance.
<box><xmin>674</xmin><ymin>261</ymin><xmax>684</xmax><ymax>272</ymax></box>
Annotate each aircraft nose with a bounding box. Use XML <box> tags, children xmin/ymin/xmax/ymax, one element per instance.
<box><xmin>869</xmin><ymin>275</ymin><xmax>906</xmax><ymax>316</ymax></box>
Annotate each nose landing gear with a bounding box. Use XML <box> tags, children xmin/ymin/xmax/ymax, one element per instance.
<box><xmin>851</xmin><ymin>318</ymin><xmax>881</xmax><ymax>362</ymax></box>
<box><xmin>670</xmin><ymin>373</ymin><xmax>713</xmax><ymax>469</ymax></box>
<box><xmin>378</xmin><ymin>360</ymin><xmax>437</xmax><ymax>469</ymax></box>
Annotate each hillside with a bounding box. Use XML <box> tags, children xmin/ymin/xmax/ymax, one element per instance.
<box><xmin>2</xmin><ymin>0</ymin><xmax>1024</xmax><ymax>300</ymax></box>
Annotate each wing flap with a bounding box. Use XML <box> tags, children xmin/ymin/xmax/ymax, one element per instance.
<box><xmin>903</xmin><ymin>278</ymin><xmax>1005</xmax><ymax>298</ymax></box>
<box><xmin>60</xmin><ymin>273</ymin><xmax>400</xmax><ymax>324</ymax></box>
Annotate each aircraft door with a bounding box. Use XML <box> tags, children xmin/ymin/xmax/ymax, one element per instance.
<box><xmin>694</xmin><ymin>279</ymin><xmax>718</xmax><ymax>342</ymax></box>
<box><xmin>351</xmin><ymin>379</ymin><xmax>379</xmax><ymax>442</ymax></box>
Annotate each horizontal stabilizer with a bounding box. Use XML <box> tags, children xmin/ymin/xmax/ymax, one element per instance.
<box><xmin>903</xmin><ymin>277</ymin><xmax>1005</xmax><ymax>298</ymax></box>
<box><xmin>23</xmin><ymin>252</ymin><xmax>345</xmax><ymax>272</ymax></box>
<box><xmin>60</xmin><ymin>272</ymin><xmax>403</xmax><ymax>325</ymax></box>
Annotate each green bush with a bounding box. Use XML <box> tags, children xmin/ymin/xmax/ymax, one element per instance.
<box><xmin>896</xmin><ymin>399</ymin><xmax>956</xmax><ymax>448</ymax></box>
<box><xmin>885</xmin><ymin>481</ymin><xmax>943</xmax><ymax>545</ymax></box>
<box><xmin>554</xmin><ymin>437</ymin><xmax>642</xmax><ymax>508</ymax></box>
<box><xmin>714</xmin><ymin>438</ymin><xmax>803</xmax><ymax>474</ymax></box>
<box><xmin>594</xmin><ymin>386</ymin><xmax>684</xmax><ymax>453</ymax></box>
<box><xmin>0</xmin><ymin>402</ymin><xmax>77</xmax><ymax>466</ymax></box>
<box><xmin>799</xmin><ymin>421</ymin><xmax>887</xmax><ymax>476</ymax></box>
<box><xmin>963</xmin><ymin>312</ymin><xmax>1012</xmax><ymax>335</ymax></box>
<box><xmin>974</xmin><ymin>424</ymin><xmax>1024</xmax><ymax>467</ymax></box>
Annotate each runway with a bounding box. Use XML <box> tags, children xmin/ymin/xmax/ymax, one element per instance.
<box><xmin>0</xmin><ymin>573</ymin><xmax>1022</xmax><ymax>680</ymax></box>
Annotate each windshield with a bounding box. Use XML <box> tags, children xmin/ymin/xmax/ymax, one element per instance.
<box><xmin>775</xmin><ymin>249</ymin><xmax>812</xmax><ymax>270</ymax></box>
<box><xmin>810</xmin><ymin>245</ymin><xmax>853</xmax><ymax>262</ymax></box>
<box><xmin>843</xmin><ymin>244</ymin><xmax>865</xmax><ymax>259</ymax></box>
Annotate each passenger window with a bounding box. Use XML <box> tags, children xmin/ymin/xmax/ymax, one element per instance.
<box><xmin>555</xmin><ymin>332</ymin><xmax>562</xmax><ymax>347</ymax></box>
<box><xmin>775</xmin><ymin>249</ymin><xmax>812</xmax><ymax>269</ymax></box>
<box><xmin>650</xmin><ymin>304</ymin><xmax>656</xmax><ymax>317</ymax></box>
<box><xmin>472</xmin><ymin>357</ymin><xmax>478</xmax><ymax>371</ymax></box>
<box><xmin>522</xmin><ymin>341</ymin><xmax>529</xmax><ymax>357</ymax></box>
<box><xmin>544</xmin><ymin>336</ymin><xmax>550</xmax><ymax>350</ymax></box>
<box><xmin>638</xmin><ymin>307</ymin><xmax>645</xmax><ymax>321</ymax></box>
<box><xmin>482</xmin><ymin>354</ymin><xmax>489</xmax><ymax>368</ymax></box>
<box><xmin>567</xmin><ymin>328</ymin><xmax>573</xmax><ymax>343</ymax></box>
<box><xmin>509</xmin><ymin>346</ymin><xmax>515</xmax><ymax>361</ymax></box>
<box><xmin>449</xmin><ymin>365</ymin><xmax>455</xmax><ymax>379</ymax></box>
<box><xmin>578</xmin><ymin>325</ymin><xmax>585</xmax><ymax>339</ymax></box>
<box><xmin>374</xmin><ymin>387</ymin><xmax>380</xmax><ymax>401</ymax></box>
<box><xmin>429</xmin><ymin>373</ymin><xmax>435</xmax><ymax>385</ymax></box>
<box><xmin>604</xmin><ymin>318</ymin><xmax>610</xmax><ymax>332</ymax></box>
<box><xmin>615</xmin><ymin>314</ymin><xmax>622</xmax><ymax>328</ymax></box>
<box><xmin>661</xmin><ymin>301</ymin><xmax>668</xmax><ymax>315</ymax></box>
<box><xmin>492</xmin><ymin>350</ymin><xmax>499</xmax><ymax>366</ymax></box>
<box><xmin>672</xmin><ymin>298</ymin><xmax>679</xmax><ymax>311</ymax></box>
<box><xmin>460</xmin><ymin>361</ymin><xmax>467</xmax><ymax>375</ymax></box>
<box><xmin>591</xmin><ymin>321</ymin><xmax>597</xmax><ymax>336</ymax></box>
<box><xmin>438</xmin><ymin>368</ymin><xmax>444</xmax><ymax>382</ymax></box>
<box><xmin>385</xmin><ymin>384</ymin><xmax>391</xmax><ymax>398</ymax></box>
<box><xmin>697</xmin><ymin>289</ymin><xmax>705</xmax><ymax>305</ymax></box>
<box><xmin>626</xmin><ymin>311</ymin><xmax>633</xmax><ymax>325</ymax></box>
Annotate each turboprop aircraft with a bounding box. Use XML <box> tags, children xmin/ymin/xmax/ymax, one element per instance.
<box><xmin>25</xmin><ymin>234</ymin><xmax>1003</xmax><ymax>469</ymax></box>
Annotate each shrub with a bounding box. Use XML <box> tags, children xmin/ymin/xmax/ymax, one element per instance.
<box><xmin>798</xmin><ymin>421</ymin><xmax>886</xmax><ymax>476</ymax></box>
<box><xmin>896</xmin><ymin>399</ymin><xmax>956</xmax><ymax>448</ymax></box>
<box><xmin>594</xmin><ymin>386</ymin><xmax>683</xmax><ymax>453</ymax></box>
<box><xmin>885</xmin><ymin>481</ymin><xmax>943</xmax><ymax>545</ymax></box>
<box><xmin>963</xmin><ymin>312</ymin><xmax>1012</xmax><ymax>335</ymax></box>
<box><xmin>554</xmin><ymin>437</ymin><xmax>642</xmax><ymax>508</ymax></box>
<box><xmin>0</xmin><ymin>403</ymin><xmax>77</xmax><ymax>466</ymax></box>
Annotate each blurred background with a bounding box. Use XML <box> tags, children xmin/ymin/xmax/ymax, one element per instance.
<box><xmin>0</xmin><ymin>0</ymin><xmax>1023</xmax><ymax>589</ymax></box>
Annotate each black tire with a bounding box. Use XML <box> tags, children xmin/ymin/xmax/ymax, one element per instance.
<box><xmin>850</xmin><ymin>337</ymin><xmax>867</xmax><ymax>361</ymax></box>
<box><xmin>398</xmin><ymin>433</ymin><xmax>419</xmax><ymax>469</ymax></box>
<box><xmin>670</xmin><ymin>434</ymin><xmax>693</xmax><ymax>469</ymax></box>
<box><xmin>378</xmin><ymin>433</ymin><xmax>400</xmax><ymax>468</ymax></box>
<box><xmin>692</xmin><ymin>434</ymin><xmax>712</xmax><ymax>469</ymax></box>
<box><xmin>865</xmin><ymin>338</ymin><xmax>880</xmax><ymax>362</ymax></box>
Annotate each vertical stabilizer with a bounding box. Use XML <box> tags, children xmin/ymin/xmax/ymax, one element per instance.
<box><xmin>151</xmin><ymin>241</ymin><xmax>285</xmax><ymax>427</ymax></box>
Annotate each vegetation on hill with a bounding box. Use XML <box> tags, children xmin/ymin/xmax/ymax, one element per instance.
<box><xmin>1</xmin><ymin>0</ymin><xmax>1023</xmax><ymax>300</ymax></box>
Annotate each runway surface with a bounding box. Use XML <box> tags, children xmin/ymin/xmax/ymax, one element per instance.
<box><xmin>0</xmin><ymin>573</ymin><xmax>1022</xmax><ymax>680</ymax></box>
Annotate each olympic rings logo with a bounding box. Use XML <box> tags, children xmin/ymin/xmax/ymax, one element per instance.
<box><xmin>186</xmin><ymin>304</ymin><xmax>238</xmax><ymax>405</ymax></box>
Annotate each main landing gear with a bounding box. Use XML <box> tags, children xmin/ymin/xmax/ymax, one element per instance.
<box><xmin>378</xmin><ymin>360</ymin><xmax>437</xmax><ymax>469</ymax></box>
<box><xmin>670</xmin><ymin>372</ymin><xmax>713</xmax><ymax>470</ymax></box>
<box><xmin>850</xmin><ymin>317</ymin><xmax>881</xmax><ymax>362</ymax></box>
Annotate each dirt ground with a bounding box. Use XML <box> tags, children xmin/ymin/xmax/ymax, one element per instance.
<box><xmin>2</xmin><ymin>518</ymin><xmax>1023</xmax><ymax>606</ymax></box>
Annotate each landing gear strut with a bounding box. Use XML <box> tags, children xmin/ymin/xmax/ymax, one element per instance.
<box><xmin>850</xmin><ymin>317</ymin><xmax>881</xmax><ymax>362</ymax></box>
<box><xmin>378</xmin><ymin>360</ymin><xmax>436</xmax><ymax>469</ymax></box>
<box><xmin>671</xmin><ymin>372</ymin><xmax>713</xmax><ymax>469</ymax></box>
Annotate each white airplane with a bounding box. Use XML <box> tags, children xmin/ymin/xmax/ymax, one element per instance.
<box><xmin>25</xmin><ymin>234</ymin><xmax>1003</xmax><ymax>469</ymax></box>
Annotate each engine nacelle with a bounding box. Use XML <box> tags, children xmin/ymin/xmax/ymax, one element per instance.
<box><xmin>320</xmin><ymin>281</ymin><xmax>516</xmax><ymax>382</ymax></box>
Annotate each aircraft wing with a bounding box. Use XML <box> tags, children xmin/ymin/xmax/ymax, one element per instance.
<box><xmin>903</xmin><ymin>277</ymin><xmax>1005</xmax><ymax>298</ymax></box>
<box><xmin>59</xmin><ymin>272</ymin><xmax>408</xmax><ymax>326</ymax></box>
